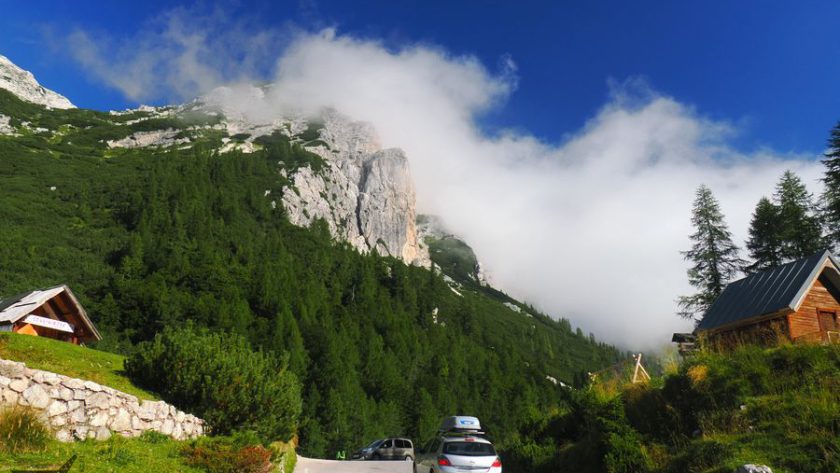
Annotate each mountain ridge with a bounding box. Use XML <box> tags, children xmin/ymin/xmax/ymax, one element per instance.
<box><xmin>0</xmin><ymin>54</ymin><xmax>74</xmax><ymax>110</ymax></box>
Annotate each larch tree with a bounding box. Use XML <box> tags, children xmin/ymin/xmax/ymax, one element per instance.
<box><xmin>678</xmin><ymin>185</ymin><xmax>745</xmax><ymax>321</ymax></box>
<box><xmin>821</xmin><ymin>121</ymin><xmax>840</xmax><ymax>250</ymax></box>
<box><xmin>774</xmin><ymin>170</ymin><xmax>825</xmax><ymax>259</ymax></box>
<box><xmin>745</xmin><ymin>197</ymin><xmax>783</xmax><ymax>272</ymax></box>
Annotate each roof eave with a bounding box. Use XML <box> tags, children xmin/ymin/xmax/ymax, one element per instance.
<box><xmin>788</xmin><ymin>250</ymin><xmax>834</xmax><ymax>312</ymax></box>
<box><xmin>697</xmin><ymin>308</ymin><xmax>792</xmax><ymax>335</ymax></box>
<box><xmin>58</xmin><ymin>285</ymin><xmax>102</xmax><ymax>342</ymax></box>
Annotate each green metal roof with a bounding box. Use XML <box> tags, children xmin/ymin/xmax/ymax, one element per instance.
<box><xmin>696</xmin><ymin>250</ymin><xmax>840</xmax><ymax>332</ymax></box>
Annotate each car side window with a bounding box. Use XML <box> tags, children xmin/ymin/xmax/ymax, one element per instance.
<box><xmin>406</xmin><ymin>439</ymin><xmax>413</xmax><ymax>449</ymax></box>
<box><xmin>397</xmin><ymin>439</ymin><xmax>407</xmax><ymax>448</ymax></box>
<box><xmin>380</xmin><ymin>439</ymin><xmax>392</xmax><ymax>449</ymax></box>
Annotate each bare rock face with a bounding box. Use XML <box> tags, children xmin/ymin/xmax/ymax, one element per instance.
<box><xmin>0</xmin><ymin>55</ymin><xmax>74</xmax><ymax>109</ymax></box>
<box><xmin>358</xmin><ymin>149</ymin><xmax>421</xmax><ymax>262</ymax></box>
<box><xmin>281</xmin><ymin>111</ymin><xmax>429</xmax><ymax>266</ymax></box>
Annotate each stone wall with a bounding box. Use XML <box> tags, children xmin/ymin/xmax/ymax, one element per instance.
<box><xmin>0</xmin><ymin>358</ymin><xmax>204</xmax><ymax>442</ymax></box>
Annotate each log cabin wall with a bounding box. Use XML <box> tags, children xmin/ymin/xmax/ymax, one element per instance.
<box><xmin>708</xmin><ymin>316</ymin><xmax>790</xmax><ymax>350</ymax></box>
<box><xmin>788</xmin><ymin>275</ymin><xmax>840</xmax><ymax>341</ymax></box>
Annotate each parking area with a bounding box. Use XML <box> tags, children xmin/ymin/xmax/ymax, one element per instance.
<box><xmin>295</xmin><ymin>456</ymin><xmax>414</xmax><ymax>473</ymax></box>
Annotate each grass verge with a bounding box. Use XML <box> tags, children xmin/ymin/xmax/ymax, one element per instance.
<box><xmin>0</xmin><ymin>333</ymin><xmax>156</xmax><ymax>400</ymax></box>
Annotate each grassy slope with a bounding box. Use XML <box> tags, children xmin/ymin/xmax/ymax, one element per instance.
<box><xmin>635</xmin><ymin>344</ymin><xmax>840</xmax><ymax>473</ymax></box>
<box><xmin>0</xmin><ymin>434</ymin><xmax>203</xmax><ymax>473</ymax></box>
<box><xmin>510</xmin><ymin>344</ymin><xmax>840</xmax><ymax>473</ymax></box>
<box><xmin>0</xmin><ymin>333</ymin><xmax>156</xmax><ymax>400</ymax></box>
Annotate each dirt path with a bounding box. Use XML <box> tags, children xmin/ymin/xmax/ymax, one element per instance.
<box><xmin>295</xmin><ymin>456</ymin><xmax>414</xmax><ymax>473</ymax></box>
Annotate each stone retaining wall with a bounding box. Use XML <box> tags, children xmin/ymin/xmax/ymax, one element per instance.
<box><xmin>0</xmin><ymin>358</ymin><xmax>204</xmax><ymax>442</ymax></box>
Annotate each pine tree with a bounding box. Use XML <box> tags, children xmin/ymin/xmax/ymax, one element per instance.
<box><xmin>678</xmin><ymin>185</ymin><xmax>745</xmax><ymax>321</ymax></box>
<box><xmin>745</xmin><ymin>197</ymin><xmax>783</xmax><ymax>272</ymax></box>
<box><xmin>821</xmin><ymin>121</ymin><xmax>840</xmax><ymax>249</ymax></box>
<box><xmin>774</xmin><ymin>170</ymin><xmax>825</xmax><ymax>259</ymax></box>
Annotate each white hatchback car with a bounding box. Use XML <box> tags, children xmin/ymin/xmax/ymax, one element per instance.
<box><xmin>414</xmin><ymin>435</ymin><xmax>502</xmax><ymax>473</ymax></box>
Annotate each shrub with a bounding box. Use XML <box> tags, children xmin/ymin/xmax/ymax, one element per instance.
<box><xmin>125</xmin><ymin>326</ymin><xmax>302</xmax><ymax>442</ymax></box>
<box><xmin>0</xmin><ymin>406</ymin><xmax>51</xmax><ymax>453</ymax></box>
<box><xmin>182</xmin><ymin>436</ymin><xmax>274</xmax><ymax>473</ymax></box>
<box><xmin>665</xmin><ymin>439</ymin><xmax>733</xmax><ymax>473</ymax></box>
<box><xmin>270</xmin><ymin>439</ymin><xmax>297</xmax><ymax>473</ymax></box>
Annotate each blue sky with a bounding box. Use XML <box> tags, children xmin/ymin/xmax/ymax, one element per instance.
<box><xmin>2</xmin><ymin>1</ymin><xmax>839</xmax><ymax>345</ymax></box>
<box><xmin>2</xmin><ymin>0</ymin><xmax>839</xmax><ymax>153</ymax></box>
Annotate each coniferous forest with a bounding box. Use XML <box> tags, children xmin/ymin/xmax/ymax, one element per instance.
<box><xmin>0</xmin><ymin>88</ymin><xmax>621</xmax><ymax>459</ymax></box>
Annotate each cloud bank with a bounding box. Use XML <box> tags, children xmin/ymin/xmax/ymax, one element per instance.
<box><xmin>63</xmin><ymin>16</ymin><xmax>824</xmax><ymax>349</ymax></box>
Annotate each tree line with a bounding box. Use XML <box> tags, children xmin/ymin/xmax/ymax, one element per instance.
<box><xmin>679</xmin><ymin>122</ymin><xmax>840</xmax><ymax>321</ymax></box>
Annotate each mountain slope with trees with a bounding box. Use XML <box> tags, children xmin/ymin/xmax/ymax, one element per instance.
<box><xmin>0</xmin><ymin>87</ymin><xmax>621</xmax><ymax>460</ymax></box>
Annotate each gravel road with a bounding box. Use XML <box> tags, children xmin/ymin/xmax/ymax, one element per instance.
<box><xmin>295</xmin><ymin>456</ymin><xmax>414</xmax><ymax>473</ymax></box>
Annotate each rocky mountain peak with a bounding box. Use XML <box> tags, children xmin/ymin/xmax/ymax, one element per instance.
<box><xmin>0</xmin><ymin>55</ymin><xmax>74</xmax><ymax>109</ymax></box>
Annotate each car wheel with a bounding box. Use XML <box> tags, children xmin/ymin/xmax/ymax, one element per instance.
<box><xmin>405</xmin><ymin>455</ymin><xmax>413</xmax><ymax>461</ymax></box>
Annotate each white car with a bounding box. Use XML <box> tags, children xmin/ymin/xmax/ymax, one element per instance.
<box><xmin>414</xmin><ymin>434</ymin><xmax>502</xmax><ymax>473</ymax></box>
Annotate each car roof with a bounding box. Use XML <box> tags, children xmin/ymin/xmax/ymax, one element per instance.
<box><xmin>439</xmin><ymin>435</ymin><xmax>492</xmax><ymax>444</ymax></box>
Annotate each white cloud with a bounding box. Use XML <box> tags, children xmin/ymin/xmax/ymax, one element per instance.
<box><xmin>64</xmin><ymin>6</ymin><xmax>291</xmax><ymax>103</ymax></box>
<box><xmin>63</xmin><ymin>18</ymin><xmax>824</xmax><ymax>349</ymax></box>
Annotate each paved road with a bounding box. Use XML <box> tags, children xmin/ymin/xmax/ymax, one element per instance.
<box><xmin>296</xmin><ymin>456</ymin><xmax>414</xmax><ymax>473</ymax></box>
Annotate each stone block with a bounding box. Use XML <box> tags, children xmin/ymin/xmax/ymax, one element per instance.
<box><xmin>0</xmin><ymin>360</ymin><xmax>25</xmax><ymax>378</ymax></box>
<box><xmin>42</xmin><ymin>373</ymin><xmax>61</xmax><ymax>386</ymax></box>
<box><xmin>736</xmin><ymin>465</ymin><xmax>773</xmax><ymax>473</ymax></box>
<box><xmin>22</xmin><ymin>384</ymin><xmax>50</xmax><ymax>409</ymax></box>
<box><xmin>62</xmin><ymin>378</ymin><xmax>84</xmax><ymax>390</ymax></box>
<box><xmin>70</xmin><ymin>408</ymin><xmax>86</xmax><ymax>424</ymax></box>
<box><xmin>110</xmin><ymin>408</ymin><xmax>131</xmax><ymax>431</ymax></box>
<box><xmin>60</xmin><ymin>388</ymin><xmax>73</xmax><ymax>401</ymax></box>
<box><xmin>89</xmin><ymin>411</ymin><xmax>109</xmax><ymax>427</ymax></box>
<box><xmin>161</xmin><ymin>419</ymin><xmax>174</xmax><ymax>435</ymax></box>
<box><xmin>83</xmin><ymin>381</ymin><xmax>102</xmax><ymax>392</ymax></box>
<box><xmin>48</xmin><ymin>400</ymin><xmax>68</xmax><ymax>416</ymax></box>
<box><xmin>85</xmin><ymin>392</ymin><xmax>110</xmax><ymax>409</ymax></box>
<box><xmin>95</xmin><ymin>427</ymin><xmax>111</xmax><ymax>441</ymax></box>
<box><xmin>56</xmin><ymin>429</ymin><xmax>72</xmax><ymax>442</ymax></box>
<box><xmin>0</xmin><ymin>375</ymin><xmax>10</xmax><ymax>386</ymax></box>
<box><xmin>2</xmin><ymin>389</ymin><xmax>19</xmax><ymax>404</ymax></box>
<box><xmin>131</xmin><ymin>415</ymin><xmax>145</xmax><ymax>430</ymax></box>
<box><xmin>9</xmin><ymin>378</ymin><xmax>28</xmax><ymax>393</ymax></box>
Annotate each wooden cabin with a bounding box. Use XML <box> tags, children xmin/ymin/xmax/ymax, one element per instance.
<box><xmin>0</xmin><ymin>285</ymin><xmax>101</xmax><ymax>345</ymax></box>
<box><xmin>696</xmin><ymin>250</ymin><xmax>840</xmax><ymax>347</ymax></box>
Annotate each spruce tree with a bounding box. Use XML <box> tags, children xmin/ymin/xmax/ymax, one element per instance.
<box><xmin>745</xmin><ymin>197</ymin><xmax>783</xmax><ymax>272</ymax></box>
<box><xmin>774</xmin><ymin>170</ymin><xmax>825</xmax><ymax>259</ymax></box>
<box><xmin>678</xmin><ymin>185</ymin><xmax>745</xmax><ymax>321</ymax></box>
<box><xmin>821</xmin><ymin>121</ymin><xmax>840</xmax><ymax>249</ymax></box>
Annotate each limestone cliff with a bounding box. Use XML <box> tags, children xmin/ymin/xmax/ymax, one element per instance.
<box><xmin>280</xmin><ymin>111</ymin><xmax>429</xmax><ymax>266</ymax></box>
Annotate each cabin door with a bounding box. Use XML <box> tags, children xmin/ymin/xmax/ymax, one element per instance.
<box><xmin>818</xmin><ymin>310</ymin><xmax>838</xmax><ymax>343</ymax></box>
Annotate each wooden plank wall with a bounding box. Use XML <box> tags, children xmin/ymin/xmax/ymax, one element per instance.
<box><xmin>789</xmin><ymin>277</ymin><xmax>840</xmax><ymax>340</ymax></box>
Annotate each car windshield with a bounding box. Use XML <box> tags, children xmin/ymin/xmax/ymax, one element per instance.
<box><xmin>443</xmin><ymin>441</ymin><xmax>496</xmax><ymax>457</ymax></box>
<box><xmin>365</xmin><ymin>440</ymin><xmax>383</xmax><ymax>449</ymax></box>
